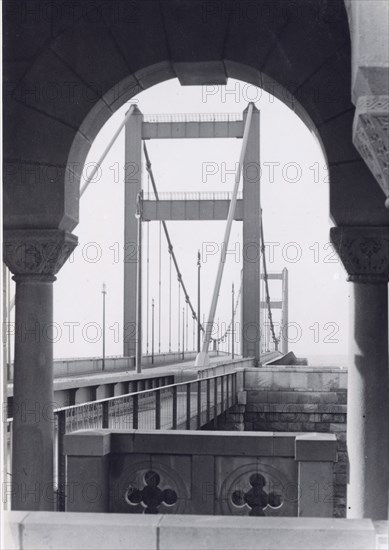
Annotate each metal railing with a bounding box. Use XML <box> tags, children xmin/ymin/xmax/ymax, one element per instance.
<box><xmin>143</xmin><ymin>113</ymin><xmax>243</xmax><ymax>123</ymax></box>
<box><xmin>6</xmin><ymin>371</ymin><xmax>237</xmax><ymax>511</ymax></box>
<box><xmin>144</xmin><ymin>191</ymin><xmax>243</xmax><ymax>202</ymax></box>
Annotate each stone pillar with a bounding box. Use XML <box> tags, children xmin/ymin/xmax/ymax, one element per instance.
<box><xmin>331</xmin><ymin>226</ymin><xmax>389</xmax><ymax>520</ymax></box>
<box><xmin>124</xmin><ymin>106</ymin><xmax>143</xmax><ymax>358</ymax></box>
<box><xmin>242</xmin><ymin>104</ymin><xmax>260</xmax><ymax>360</ymax></box>
<box><xmin>3</xmin><ymin>229</ymin><xmax>77</xmax><ymax>511</ymax></box>
<box><xmin>295</xmin><ymin>433</ymin><xmax>337</xmax><ymax>518</ymax></box>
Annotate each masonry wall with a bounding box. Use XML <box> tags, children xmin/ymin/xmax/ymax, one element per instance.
<box><xmin>205</xmin><ymin>366</ymin><xmax>348</xmax><ymax>519</ymax></box>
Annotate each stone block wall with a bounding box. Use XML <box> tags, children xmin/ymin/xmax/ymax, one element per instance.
<box><xmin>206</xmin><ymin>366</ymin><xmax>348</xmax><ymax>519</ymax></box>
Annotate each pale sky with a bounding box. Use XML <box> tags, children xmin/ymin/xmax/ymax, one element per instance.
<box><xmin>44</xmin><ymin>79</ymin><xmax>349</xmax><ymax>363</ymax></box>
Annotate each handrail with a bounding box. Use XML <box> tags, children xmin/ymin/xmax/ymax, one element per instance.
<box><xmin>144</xmin><ymin>191</ymin><xmax>243</xmax><ymax>201</ymax></box>
<box><xmin>53</xmin><ymin>370</ymin><xmax>236</xmax><ymax>413</ymax></box>
<box><xmin>5</xmin><ymin>369</ymin><xmax>238</xmax><ymax>421</ymax></box>
<box><xmin>143</xmin><ymin>112</ymin><xmax>242</xmax><ymax>123</ymax></box>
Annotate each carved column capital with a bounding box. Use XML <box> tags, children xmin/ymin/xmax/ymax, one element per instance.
<box><xmin>353</xmin><ymin>95</ymin><xmax>389</xmax><ymax>197</ymax></box>
<box><xmin>330</xmin><ymin>226</ymin><xmax>389</xmax><ymax>283</ymax></box>
<box><xmin>3</xmin><ymin>229</ymin><xmax>78</xmax><ymax>281</ymax></box>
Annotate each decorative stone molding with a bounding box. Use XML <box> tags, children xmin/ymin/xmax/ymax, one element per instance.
<box><xmin>330</xmin><ymin>226</ymin><xmax>389</xmax><ymax>283</ymax></box>
<box><xmin>3</xmin><ymin>229</ymin><xmax>78</xmax><ymax>278</ymax></box>
<box><xmin>353</xmin><ymin>95</ymin><xmax>389</xmax><ymax>197</ymax></box>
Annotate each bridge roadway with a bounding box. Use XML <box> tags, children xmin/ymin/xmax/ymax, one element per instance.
<box><xmin>64</xmin><ymin>354</ymin><xmax>247</xmax><ymax>434</ymax></box>
<box><xmin>61</xmin><ymin>352</ymin><xmax>280</xmax><ymax>434</ymax></box>
<box><xmin>7</xmin><ymin>351</ymin><xmax>230</xmax><ymax>408</ymax></box>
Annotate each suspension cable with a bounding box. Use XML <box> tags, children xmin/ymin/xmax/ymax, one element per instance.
<box><xmin>215</xmin><ymin>280</ymin><xmax>242</xmax><ymax>343</ymax></box>
<box><xmin>81</xmin><ymin>104</ymin><xmax>136</xmax><ymax>196</ymax></box>
<box><xmin>260</xmin><ymin>217</ymin><xmax>279</xmax><ymax>350</ymax></box>
<box><xmin>143</xmin><ymin>142</ymin><xmax>204</xmax><ymax>332</ymax></box>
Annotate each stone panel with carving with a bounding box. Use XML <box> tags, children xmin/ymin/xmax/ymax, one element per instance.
<box><xmin>215</xmin><ymin>457</ymin><xmax>297</xmax><ymax>516</ymax></box>
<box><xmin>353</xmin><ymin>95</ymin><xmax>389</xmax><ymax>195</ymax></box>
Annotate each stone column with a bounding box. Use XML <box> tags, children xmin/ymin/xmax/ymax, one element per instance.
<box><xmin>331</xmin><ymin>226</ymin><xmax>389</xmax><ymax>520</ymax></box>
<box><xmin>3</xmin><ymin>229</ymin><xmax>77</xmax><ymax>511</ymax></box>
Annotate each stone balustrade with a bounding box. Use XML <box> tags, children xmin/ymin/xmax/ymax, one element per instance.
<box><xmin>64</xmin><ymin>429</ymin><xmax>337</xmax><ymax>518</ymax></box>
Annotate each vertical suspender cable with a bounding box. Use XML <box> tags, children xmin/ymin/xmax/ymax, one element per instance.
<box><xmin>186</xmin><ymin>302</ymin><xmax>188</xmax><ymax>351</ymax></box>
<box><xmin>178</xmin><ymin>280</ymin><xmax>181</xmax><ymax>352</ymax></box>
<box><xmin>169</xmin><ymin>253</ymin><xmax>172</xmax><ymax>352</ymax></box>
<box><xmin>158</xmin><ymin>221</ymin><xmax>162</xmax><ymax>354</ymax></box>
<box><xmin>143</xmin><ymin>143</ymin><xmax>203</xmax><ymax>331</ymax></box>
<box><xmin>261</xmin><ymin>219</ymin><xmax>279</xmax><ymax>350</ymax></box>
<box><xmin>146</xmin><ymin>172</ymin><xmax>150</xmax><ymax>355</ymax></box>
<box><xmin>192</xmin><ymin>316</ymin><xmax>195</xmax><ymax>351</ymax></box>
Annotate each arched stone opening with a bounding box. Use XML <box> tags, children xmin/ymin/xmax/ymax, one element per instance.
<box><xmin>3</xmin><ymin>0</ymin><xmax>389</xmax><ymax>520</ymax></box>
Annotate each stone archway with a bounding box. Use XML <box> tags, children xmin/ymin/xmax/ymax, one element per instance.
<box><xmin>3</xmin><ymin>0</ymin><xmax>389</xmax><ymax>519</ymax></box>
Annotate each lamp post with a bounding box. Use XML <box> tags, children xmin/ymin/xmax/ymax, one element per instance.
<box><xmin>232</xmin><ymin>283</ymin><xmax>235</xmax><ymax>359</ymax></box>
<box><xmin>151</xmin><ymin>298</ymin><xmax>155</xmax><ymax>365</ymax></box>
<box><xmin>182</xmin><ymin>307</ymin><xmax>185</xmax><ymax>360</ymax></box>
<box><xmin>197</xmin><ymin>250</ymin><xmax>201</xmax><ymax>353</ymax></box>
<box><xmin>102</xmin><ymin>282</ymin><xmax>107</xmax><ymax>371</ymax></box>
<box><xmin>135</xmin><ymin>190</ymin><xmax>143</xmax><ymax>374</ymax></box>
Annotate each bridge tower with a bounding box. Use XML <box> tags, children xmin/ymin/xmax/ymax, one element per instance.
<box><xmin>241</xmin><ymin>105</ymin><xmax>260</xmax><ymax>358</ymax></box>
<box><xmin>124</xmin><ymin>105</ymin><xmax>261</xmax><ymax>361</ymax></box>
<box><xmin>124</xmin><ymin>106</ymin><xmax>143</xmax><ymax>358</ymax></box>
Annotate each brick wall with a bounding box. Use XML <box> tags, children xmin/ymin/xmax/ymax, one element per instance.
<box><xmin>204</xmin><ymin>366</ymin><xmax>348</xmax><ymax>519</ymax></box>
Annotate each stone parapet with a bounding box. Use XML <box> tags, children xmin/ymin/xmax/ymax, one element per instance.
<box><xmin>4</xmin><ymin>511</ymin><xmax>381</xmax><ymax>550</ymax></box>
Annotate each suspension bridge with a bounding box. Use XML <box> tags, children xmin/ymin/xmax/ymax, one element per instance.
<box><xmin>81</xmin><ymin>102</ymin><xmax>289</xmax><ymax>370</ymax></box>
<box><xmin>4</xmin><ymin>102</ymin><xmax>291</xmax><ymax>512</ymax></box>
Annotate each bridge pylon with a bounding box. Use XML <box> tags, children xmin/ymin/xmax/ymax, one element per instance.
<box><xmin>124</xmin><ymin>105</ymin><xmax>262</xmax><ymax>362</ymax></box>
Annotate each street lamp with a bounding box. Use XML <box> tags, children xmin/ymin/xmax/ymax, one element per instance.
<box><xmin>232</xmin><ymin>283</ymin><xmax>235</xmax><ymax>359</ymax></box>
<box><xmin>182</xmin><ymin>307</ymin><xmax>185</xmax><ymax>360</ymax></box>
<box><xmin>151</xmin><ymin>298</ymin><xmax>155</xmax><ymax>365</ymax></box>
<box><xmin>102</xmin><ymin>282</ymin><xmax>107</xmax><ymax>371</ymax></box>
<box><xmin>197</xmin><ymin>250</ymin><xmax>201</xmax><ymax>353</ymax></box>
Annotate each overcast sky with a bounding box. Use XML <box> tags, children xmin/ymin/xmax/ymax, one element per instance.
<box><xmin>45</xmin><ymin>78</ymin><xmax>350</xmax><ymax>363</ymax></box>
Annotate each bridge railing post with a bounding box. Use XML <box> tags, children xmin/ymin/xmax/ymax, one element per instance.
<box><xmin>155</xmin><ymin>389</ymin><xmax>161</xmax><ymax>429</ymax></box>
<box><xmin>133</xmin><ymin>394</ymin><xmax>138</xmax><ymax>429</ymax></box>
<box><xmin>186</xmin><ymin>383</ymin><xmax>191</xmax><ymax>429</ymax></box>
<box><xmin>206</xmin><ymin>378</ymin><xmax>211</xmax><ymax>424</ymax></box>
<box><xmin>226</xmin><ymin>374</ymin><xmax>230</xmax><ymax>410</ymax></box>
<box><xmin>221</xmin><ymin>375</ymin><xmax>224</xmax><ymax>413</ymax></box>
<box><xmin>102</xmin><ymin>400</ymin><xmax>109</xmax><ymax>429</ymax></box>
<box><xmin>197</xmin><ymin>380</ymin><xmax>201</xmax><ymax>429</ymax></box>
<box><xmin>213</xmin><ymin>379</ymin><xmax>218</xmax><ymax>429</ymax></box>
<box><xmin>172</xmin><ymin>386</ymin><xmax>177</xmax><ymax>429</ymax></box>
<box><xmin>56</xmin><ymin>410</ymin><xmax>66</xmax><ymax>512</ymax></box>
<box><xmin>232</xmin><ymin>372</ymin><xmax>238</xmax><ymax>405</ymax></box>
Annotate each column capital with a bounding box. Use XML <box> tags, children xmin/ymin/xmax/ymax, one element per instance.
<box><xmin>3</xmin><ymin>229</ymin><xmax>78</xmax><ymax>279</ymax></box>
<box><xmin>330</xmin><ymin>226</ymin><xmax>389</xmax><ymax>283</ymax></box>
<box><xmin>353</xmin><ymin>95</ymin><xmax>389</xmax><ymax>198</ymax></box>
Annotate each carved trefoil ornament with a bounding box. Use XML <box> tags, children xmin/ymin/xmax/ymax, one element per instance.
<box><xmin>353</xmin><ymin>95</ymin><xmax>389</xmax><ymax>196</ymax></box>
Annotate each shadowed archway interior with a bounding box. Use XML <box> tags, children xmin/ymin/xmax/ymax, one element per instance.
<box><xmin>4</xmin><ymin>0</ymin><xmax>389</xmax><ymax>234</ymax></box>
